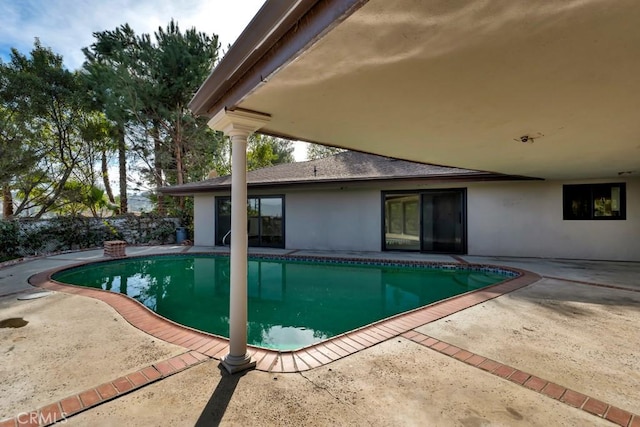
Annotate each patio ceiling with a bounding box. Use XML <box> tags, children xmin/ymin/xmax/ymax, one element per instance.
<box><xmin>192</xmin><ymin>0</ymin><xmax>640</xmax><ymax>180</ymax></box>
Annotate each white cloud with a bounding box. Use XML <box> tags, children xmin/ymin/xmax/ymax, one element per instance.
<box><xmin>0</xmin><ymin>0</ymin><xmax>265</xmax><ymax>69</ymax></box>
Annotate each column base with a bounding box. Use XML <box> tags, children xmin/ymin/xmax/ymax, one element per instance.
<box><xmin>221</xmin><ymin>353</ymin><xmax>256</xmax><ymax>374</ymax></box>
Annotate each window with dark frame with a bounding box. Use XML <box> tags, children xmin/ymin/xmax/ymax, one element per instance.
<box><xmin>563</xmin><ymin>183</ymin><xmax>626</xmax><ymax>220</ymax></box>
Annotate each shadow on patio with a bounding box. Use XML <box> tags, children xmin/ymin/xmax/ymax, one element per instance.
<box><xmin>194</xmin><ymin>365</ymin><xmax>247</xmax><ymax>426</ymax></box>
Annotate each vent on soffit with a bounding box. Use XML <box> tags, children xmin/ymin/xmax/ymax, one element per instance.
<box><xmin>514</xmin><ymin>132</ymin><xmax>544</xmax><ymax>144</ymax></box>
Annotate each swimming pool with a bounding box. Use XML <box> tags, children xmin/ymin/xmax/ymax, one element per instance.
<box><xmin>52</xmin><ymin>255</ymin><xmax>513</xmax><ymax>350</ymax></box>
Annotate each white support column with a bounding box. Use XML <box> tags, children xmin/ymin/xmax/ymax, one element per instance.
<box><xmin>207</xmin><ymin>109</ymin><xmax>269</xmax><ymax>374</ymax></box>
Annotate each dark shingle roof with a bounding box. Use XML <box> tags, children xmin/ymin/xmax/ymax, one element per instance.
<box><xmin>160</xmin><ymin>151</ymin><xmax>510</xmax><ymax>194</ymax></box>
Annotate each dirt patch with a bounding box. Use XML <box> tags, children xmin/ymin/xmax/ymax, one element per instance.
<box><xmin>0</xmin><ymin>292</ymin><xmax>185</xmax><ymax>419</ymax></box>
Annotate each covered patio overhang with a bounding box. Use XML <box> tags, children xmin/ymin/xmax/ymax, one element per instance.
<box><xmin>194</xmin><ymin>0</ymin><xmax>640</xmax><ymax>373</ymax></box>
<box><xmin>193</xmin><ymin>0</ymin><xmax>640</xmax><ymax>180</ymax></box>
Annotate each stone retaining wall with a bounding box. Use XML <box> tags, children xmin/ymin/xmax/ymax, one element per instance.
<box><xmin>0</xmin><ymin>215</ymin><xmax>181</xmax><ymax>258</ymax></box>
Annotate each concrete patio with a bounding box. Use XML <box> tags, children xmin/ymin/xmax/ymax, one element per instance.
<box><xmin>0</xmin><ymin>246</ymin><xmax>638</xmax><ymax>426</ymax></box>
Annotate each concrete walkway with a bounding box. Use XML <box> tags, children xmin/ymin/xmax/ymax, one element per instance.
<box><xmin>0</xmin><ymin>247</ymin><xmax>638</xmax><ymax>426</ymax></box>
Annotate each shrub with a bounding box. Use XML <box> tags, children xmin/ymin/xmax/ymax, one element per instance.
<box><xmin>0</xmin><ymin>220</ymin><xmax>21</xmax><ymax>261</ymax></box>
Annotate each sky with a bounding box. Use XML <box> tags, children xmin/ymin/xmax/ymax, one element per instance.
<box><xmin>0</xmin><ymin>0</ymin><xmax>266</xmax><ymax>69</ymax></box>
<box><xmin>0</xmin><ymin>0</ymin><xmax>309</xmax><ymax>169</ymax></box>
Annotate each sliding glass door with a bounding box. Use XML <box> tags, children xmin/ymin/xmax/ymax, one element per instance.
<box><xmin>258</xmin><ymin>197</ymin><xmax>284</xmax><ymax>247</ymax></box>
<box><xmin>216</xmin><ymin>196</ymin><xmax>284</xmax><ymax>248</ymax></box>
<box><xmin>383</xmin><ymin>189</ymin><xmax>466</xmax><ymax>254</ymax></box>
<box><xmin>421</xmin><ymin>191</ymin><xmax>465</xmax><ymax>253</ymax></box>
<box><xmin>215</xmin><ymin>198</ymin><xmax>232</xmax><ymax>245</ymax></box>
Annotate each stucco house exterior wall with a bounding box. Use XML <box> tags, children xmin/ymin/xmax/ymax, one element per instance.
<box><xmin>191</xmin><ymin>174</ymin><xmax>638</xmax><ymax>262</ymax></box>
<box><xmin>284</xmin><ymin>189</ymin><xmax>381</xmax><ymax>251</ymax></box>
<box><xmin>193</xmin><ymin>194</ymin><xmax>217</xmax><ymax>247</ymax></box>
<box><xmin>193</xmin><ymin>188</ymin><xmax>382</xmax><ymax>252</ymax></box>
<box><xmin>466</xmin><ymin>179</ymin><xmax>639</xmax><ymax>261</ymax></box>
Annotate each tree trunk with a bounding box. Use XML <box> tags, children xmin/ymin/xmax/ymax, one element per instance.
<box><xmin>174</xmin><ymin>118</ymin><xmax>185</xmax><ymax>211</ymax></box>
<box><xmin>118</xmin><ymin>126</ymin><xmax>128</xmax><ymax>214</ymax></box>
<box><xmin>33</xmin><ymin>164</ymin><xmax>74</xmax><ymax>219</ymax></box>
<box><xmin>152</xmin><ymin>124</ymin><xmax>165</xmax><ymax>215</ymax></box>
<box><xmin>101</xmin><ymin>150</ymin><xmax>116</xmax><ymax>204</ymax></box>
<box><xmin>2</xmin><ymin>185</ymin><xmax>13</xmax><ymax>219</ymax></box>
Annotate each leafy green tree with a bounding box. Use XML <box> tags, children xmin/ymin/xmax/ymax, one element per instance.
<box><xmin>0</xmin><ymin>60</ymin><xmax>44</xmax><ymax>218</ymax></box>
<box><xmin>306</xmin><ymin>143</ymin><xmax>345</xmax><ymax>160</ymax></box>
<box><xmin>2</xmin><ymin>41</ymin><xmax>97</xmax><ymax>218</ymax></box>
<box><xmin>0</xmin><ymin>105</ymin><xmax>40</xmax><ymax>218</ymax></box>
<box><xmin>247</xmin><ymin>134</ymin><xmax>294</xmax><ymax>170</ymax></box>
<box><xmin>212</xmin><ymin>134</ymin><xmax>295</xmax><ymax>175</ymax></box>
<box><xmin>71</xmin><ymin>111</ymin><xmax>118</xmax><ymax>204</ymax></box>
<box><xmin>82</xmin><ymin>35</ymin><xmax>137</xmax><ymax>214</ymax></box>
<box><xmin>247</xmin><ymin>136</ymin><xmax>278</xmax><ymax>170</ymax></box>
<box><xmin>53</xmin><ymin>180</ymin><xmax>110</xmax><ymax>217</ymax></box>
<box><xmin>270</xmin><ymin>138</ymin><xmax>295</xmax><ymax>164</ymax></box>
<box><xmin>83</xmin><ymin>20</ymin><xmax>225</xmax><ymax>214</ymax></box>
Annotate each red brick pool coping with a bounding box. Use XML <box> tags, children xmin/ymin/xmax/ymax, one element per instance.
<box><xmin>1</xmin><ymin>255</ymin><xmax>634</xmax><ymax>426</ymax></box>
<box><xmin>28</xmin><ymin>255</ymin><xmax>540</xmax><ymax>373</ymax></box>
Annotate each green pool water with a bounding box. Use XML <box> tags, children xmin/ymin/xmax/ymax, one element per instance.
<box><xmin>52</xmin><ymin>255</ymin><xmax>508</xmax><ymax>350</ymax></box>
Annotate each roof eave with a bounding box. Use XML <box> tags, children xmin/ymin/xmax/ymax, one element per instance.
<box><xmin>158</xmin><ymin>173</ymin><xmax>540</xmax><ymax>196</ymax></box>
<box><xmin>188</xmin><ymin>0</ymin><xmax>367</xmax><ymax>117</ymax></box>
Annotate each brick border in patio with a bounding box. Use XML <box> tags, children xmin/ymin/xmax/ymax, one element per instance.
<box><xmin>401</xmin><ymin>330</ymin><xmax>639</xmax><ymax>427</ymax></box>
<box><xmin>0</xmin><ymin>351</ymin><xmax>208</xmax><ymax>427</ymax></box>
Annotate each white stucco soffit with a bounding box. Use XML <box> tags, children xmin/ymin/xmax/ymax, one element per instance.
<box><xmin>207</xmin><ymin>109</ymin><xmax>271</xmax><ymax>137</ymax></box>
